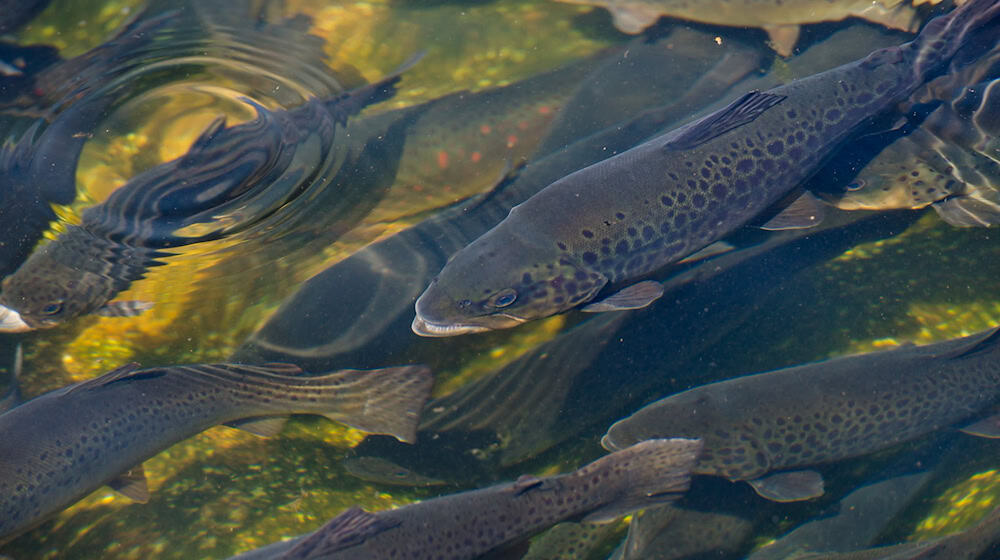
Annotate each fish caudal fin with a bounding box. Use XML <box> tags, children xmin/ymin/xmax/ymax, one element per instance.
<box><xmin>318</xmin><ymin>365</ymin><xmax>434</xmax><ymax>444</ymax></box>
<box><xmin>325</xmin><ymin>52</ymin><xmax>425</xmax><ymax>124</ymax></box>
<box><xmin>580</xmin><ymin>438</ymin><xmax>702</xmax><ymax>523</ymax></box>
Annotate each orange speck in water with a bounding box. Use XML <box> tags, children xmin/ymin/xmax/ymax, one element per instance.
<box><xmin>470</xmin><ymin>151</ymin><xmax>482</xmax><ymax>163</ymax></box>
<box><xmin>517</xmin><ymin>121</ymin><xmax>529</xmax><ymax>130</ymax></box>
<box><xmin>412</xmin><ymin>184</ymin><xmax>424</xmax><ymax>192</ymax></box>
<box><xmin>480</xmin><ymin>124</ymin><xmax>492</xmax><ymax>135</ymax></box>
<box><xmin>506</xmin><ymin>134</ymin><xmax>518</xmax><ymax>148</ymax></box>
<box><xmin>537</xmin><ymin>105</ymin><xmax>552</xmax><ymax>115</ymax></box>
<box><xmin>437</xmin><ymin>150</ymin><xmax>449</xmax><ymax>169</ymax></box>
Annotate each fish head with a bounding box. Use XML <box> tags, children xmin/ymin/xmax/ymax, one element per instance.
<box><xmin>413</xmin><ymin>226</ymin><xmax>608</xmax><ymax>337</ymax></box>
<box><xmin>0</xmin><ymin>256</ymin><xmax>106</xmax><ymax>331</ymax></box>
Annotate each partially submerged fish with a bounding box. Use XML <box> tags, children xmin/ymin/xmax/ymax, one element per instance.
<box><xmin>342</xmin><ymin>456</ymin><xmax>446</xmax><ymax>487</ymax></box>
<box><xmin>602</xmin><ymin>327</ymin><xmax>1000</xmax><ymax>502</ymax></box>
<box><xmin>0</xmin><ymin>361</ymin><xmax>433</xmax><ymax>544</ymax></box>
<box><xmin>229</xmin><ymin>438</ymin><xmax>701</xmax><ymax>560</ymax></box>
<box><xmin>413</xmin><ymin>0</ymin><xmax>999</xmax><ymax>336</ymax></box>
<box><xmin>553</xmin><ymin>0</ymin><xmax>925</xmax><ymax>56</ymax></box>
<box><xmin>0</xmin><ymin>60</ymin><xmax>412</xmax><ymax>332</ymax></box>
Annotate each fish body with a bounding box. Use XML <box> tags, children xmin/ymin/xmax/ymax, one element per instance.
<box><xmin>602</xmin><ymin>327</ymin><xmax>1000</xmax><ymax>501</ymax></box>
<box><xmin>0</xmin><ymin>361</ymin><xmax>433</xmax><ymax>543</ymax></box>
<box><xmin>554</xmin><ymin>0</ymin><xmax>920</xmax><ymax>55</ymax></box>
<box><xmin>413</xmin><ymin>0</ymin><xmax>1000</xmax><ymax>337</ymax></box>
<box><xmin>232</xmin><ymin>438</ymin><xmax>701</xmax><ymax>560</ymax></box>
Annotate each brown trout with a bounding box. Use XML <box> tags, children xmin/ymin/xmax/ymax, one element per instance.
<box><xmin>602</xmin><ymin>327</ymin><xmax>1000</xmax><ymax>502</ymax></box>
<box><xmin>413</xmin><ymin>0</ymin><xmax>1000</xmax><ymax>337</ymax></box>
<box><xmin>0</xmin><ymin>361</ymin><xmax>433</xmax><ymax>544</ymax></box>
<box><xmin>228</xmin><ymin>438</ymin><xmax>701</xmax><ymax>560</ymax></box>
<box><xmin>554</xmin><ymin>0</ymin><xmax>924</xmax><ymax>56</ymax></box>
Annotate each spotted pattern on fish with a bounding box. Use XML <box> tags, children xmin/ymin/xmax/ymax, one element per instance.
<box><xmin>603</xmin><ymin>327</ymin><xmax>1000</xmax><ymax>483</ymax></box>
<box><xmin>0</xmin><ymin>362</ymin><xmax>433</xmax><ymax>543</ymax></box>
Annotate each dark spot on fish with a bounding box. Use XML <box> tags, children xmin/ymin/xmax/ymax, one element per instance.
<box><xmin>766</xmin><ymin>141</ymin><xmax>784</xmax><ymax>155</ymax></box>
<box><xmin>615</xmin><ymin>240</ymin><xmax>629</xmax><ymax>255</ymax></box>
<box><xmin>687</xmin><ymin>179</ymin><xmax>697</xmax><ymax>188</ymax></box>
<box><xmin>642</xmin><ymin>226</ymin><xmax>655</xmax><ymax>240</ymax></box>
<box><xmin>701</xmin><ymin>168</ymin><xmax>711</xmax><ymax>179</ymax></box>
<box><xmin>675</xmin><ymin>213</ymin><xmax>687</xmax><ymax>227</ymax></box>
<box><xmin>557</xmin><ymin>242</ymin><xmax>567</xmax><ymax>250</ymax></box>
<box><xmin>668</xmin><ymin>172</ymin><xmax>679</xmax><ymax>180</ymax></box>
<box><xmin>522</xmin><ymin>273</ymin><xmax>532</xmax><ymax>284</ymax></box>
<box><xmin>627</xmin><ymin>227</ymin><xmax>638</xmax><ymax>237</ymax></box>
<box><xmin>581</xmin><ymin>229</ymin><xmax>594</xmax><ymax>239</ymax></box>
<box><xmin>692</xmin><ymin>194</ymin><xmax>706</xmax><ymax>208</ymax></box>
<box><xmin>720</xmin><ymin>167</ymin><xmax>732</xmax><ymax>178</ymax></box>
<box><xmin>676</xmin><ymin>192</ymin><xmax>687</xmax><ymax>204</ymax></box>
<box><xmin>825</xmin><ymin>109</ymin><xmax>841</xmax><ymax>121</ymax></box>
<box><xmin>661</xmin><ymin>195</ymin><xmax>673</xmax><ymax>207</ymax></box>
<box><xmin>736</xmin><ymin>159</ymin><xmax>754</xmax><ymax>173</ymax></box>
<box><xmin>751</xmin><ymin>149</ymin><xmax>763</xmax><ymax>158</ymax></box>
<box><xmin>806</xmin><ymin>135</ymin><xmax>818</xmax><ymax>147</ymax></box>
<box><xmin>615</xmin><ymin>212</ymin><xmax>625</xmax><ymax>220</ymax></box>
<box><xmin>786</xmin><ymin>110</ymin><xmax>797</xmax><ymax>119</ymax></box>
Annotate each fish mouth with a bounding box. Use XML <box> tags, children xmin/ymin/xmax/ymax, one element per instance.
<box><xmin>411</xmin><ymin>313</ymin><xmax>526</xmax><ymax>337</ymax></box>
<box><xmin>0</xmin><ymin>305</ymin><xmax>32</xmax><ymax>333</ymax></box>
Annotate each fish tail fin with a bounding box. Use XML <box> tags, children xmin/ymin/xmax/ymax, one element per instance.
<box><xmin>324</xmin><ymin>52</ymin><xmax>425</xmax><ymax>124</ymax></box>
<box><xmin>908</xmin><ymin>0</ymin><xmax>1000</xmax><ymax>82</ymax></box>
<box><xmin>579</xmin><ymin>438</ymin><xmax>702</xmax><ymax>523</ymax></box>
<box><xmin>317</xmin><ymin>365</ymin><xmax>434</xmax><ymax>444</ymax></box>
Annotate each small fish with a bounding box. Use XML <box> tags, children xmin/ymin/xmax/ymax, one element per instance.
<box><xmin>0</xmin><ymin>361</ymin><xmax>433</xmax><ymax>544</ymax></box>
<box><xmin>230</xmin><ymin>438</ymin><xmax>701</xmax><ymax>560</ymax></box>
<box><xmin>553</xmin><ymin>0</ymin><xmax>921</xmax><ymax>56</ymax></box>
<box><xmin>342</xmin><ymin>456</ymin><xmax>446</xmax><ymax>487</ymax></box>
<box><xmin>0</xmin><ymin>60</ymin><xmax>413</xmax><ymax>332</ymax></box>
<box><xmin>413</xmin><ymin>0</ymin><xmax>1000</xmax><ymax>337</ymax></box>
<box><xmin>602</xmin><ymin>327</ymin><xmax>1000</xmax><ymax>502</ymax></box>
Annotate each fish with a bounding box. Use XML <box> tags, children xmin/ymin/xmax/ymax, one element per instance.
<box><xmin>602</xmin><ymin>326</ymin><xmax>1000</xmax><ymax>502</ymax></box>
<box><xmin>412</xmin><ymin>0</ymin><xmax>1000</xmax><ymax>337</ymax></box>
<box><xmin>553</xmin><ymin>0</ymin><xmax>923</xmax><ymax>56</ymax></box>
<box><xmin>342</xmin><ymin>456</ymin><xmax>446</xmax><ymax>487</ymax></box>
<box><xmin>0</xmin><ymin>60</ymin><xmax>413</xmax><ymax>332</ymax></box>
<box><xmin>0</xmin><ymin>361</ymin><xmax>433</xmax><ymax>544</ymax></box>
<box><xmin>228</xmin><ymin>438</ymin><xmax>702</xmax><ymax>560</ymax></box>
<box><xmin>611</xmin><ymin>505</ymin><xmax>754</xmax><ymax>560</ymax></box>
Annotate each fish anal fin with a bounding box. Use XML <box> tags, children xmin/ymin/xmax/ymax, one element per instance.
<box><xmin>748</xmin><ymin>470</ymin><xmax>825</xmax><ymax>502</ymax></box>
<box><xmin>282</xmin><ymin>507</ymin><xmax>399</xmax><ymax>558</ymax></box>
<box><xmin>960</xmin><ymin>414</ymin><xmax>1000</xmax><ymax>438</ymax></box>
<box><xmin>760</xmin><ymin>192</ymin><xmax>826</xmax><ymax>230</ymax></box>
<box><xmin>95</xmin><ymin>301</ymin><xmax>153</xmax><ymax>317</ymax></box>
<box><xmin>932</xmin><ymin>195</ymin><xmax>1000</xmax><ymax>227</ymax></box>
<box><xmin>663</xmin><ymin>91</ymin><xmax>786</xmax><ymax>151</ymax></box>
<box><xmin>608</xmin><ymin>3</ymin><xmax>662</xmax><ymax>34</ymax></box>
<box><xmin>940</xmin><ymin>327</ymin><xmax>1000</xmax><ymax>360</ymax></box>
<box><xmin>108</xmin><ymin>464</ymin><xmax>150</xmax><ymax>503</ymax></box>
<box><xmin>580</xmin><ymin>280</ymin><xmax>664</xmax><ymax>313</ymax></box>
<box><xmin>763</xmin><ymin>24</ymin><xmax>800</xmax><ymax>57</ymax></box>
<box><xmin>224</xmin><ymin>416</ymin><xmax>289</xmax><ymax>437</ymax></box>
<box><xmin>678</xmin><ymin>241</ymin><xmax>736</xmax><ymax>264</ymax></box>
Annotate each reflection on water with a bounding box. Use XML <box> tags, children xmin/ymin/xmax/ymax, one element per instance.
<box><xmin>0</xmin><ymin>0</ymin><xmax>999</xmax><ymax>558</ymax></box>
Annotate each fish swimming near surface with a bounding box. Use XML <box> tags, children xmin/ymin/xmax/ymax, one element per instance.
<box><xmin>413</xmin><ymin>0</ymin><xmax>1000</xmax><ymax>337</ymax></box>
<box><xmin>0</xmin><ymin>361</ymin><xmax>433</xmax><ymax>544</ymax></box>
<box><xmin>602</xmin><ymin>326</ymin><xmax>1000</xmax><ymax>502</ymax></box>
<box><xmin>0</xmin><ymin>59</ymin><xmax>413</xmax><ymax>333</ymax></box>
<box><xmin>227</xmin><ymin>438</ymin><xmax>701</xmax><ymax>560</ymax></box>
<box><xmin>553</xmin><ymin>0</ymin><xmax>925</xmax><ymax>56</ymax></box>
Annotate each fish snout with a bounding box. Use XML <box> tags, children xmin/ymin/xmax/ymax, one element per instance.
<box><xmin>0</xmin><ymin>305</ymin><xmax>32</xmax><ymax>333</ymax></box>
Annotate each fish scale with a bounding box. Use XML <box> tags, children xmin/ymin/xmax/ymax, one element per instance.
<box><xmin>413</xmin><ymin>0</ymin><xmax>1000</xmax><ymax>337</ymax></box>
<box><xmin>603</xmin><ymin>327</ymin><xmax>1000</xmax><ymax>501</ymax></box>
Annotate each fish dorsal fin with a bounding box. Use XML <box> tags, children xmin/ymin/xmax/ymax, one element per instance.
<box><xmin>66</xmin><ymin>363</ymin><xmax>144</xmax><ymax>395</ymax></box>
<box><xmin>281</xmin><ymin>507</ymin><xmax>398</xmax><ymax>559</ymax></box>
<box><xmin>748</xmin><ymin>470</ymin><xmax>825</xmax><ymax>502</ymax></box>
<box><xmin>186</xmin><ymin>115</ymin><xmax>229</xmax><ymax>155</ymax></box>
<box><xmin>511</xmin><ymin>475</ymin><xmax>545</xmax><ymax>496</ymax></box>
<box><xmin>940</xmin><ymin>327</ymin><xmax>1000</xmax><ymax>360</ymax></box>
<box><xmin>763</xmin><ymin>24</ymin><xmax>801</xmax><ymax>57</ymax></box>
<box><xmin>224</xmin><ymin>415</ymin><xmax>289</xmax><ymax>437</ymax></box>
<box><xmin>663</xmin><ymin>91</ymin><xmax>786</xmax><ymax>151</ymax></box>
<box><xmin>760</xmin><ymin>192</ymin><xmax>826</xmax><ymax>230</ymax></box>
<box><xmin>580</xmin><ymin>280</ymin><xmax>664</xmax><ymax>313</ymax></box>
<box><xmin>95</xmin><ymin>300</ymin><xmax>154</xmax><ymax>317</ymax></box>
<box><xmin>108</xmin><ymin>464</ymin><xmax>150</xmax><ymax>503</ymax></box>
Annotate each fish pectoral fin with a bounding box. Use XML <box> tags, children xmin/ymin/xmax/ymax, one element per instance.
<box><xmin>678</xmin><ymin>241</ymin><xmax>736</xmax><ymax>264</ymax></box>
<box><xmin>747</xmin><ymin>470</ymin><xmax>825</xmax><ymax>502</ymax></box>
<box><xmin>762</xmin><ymin>24</ymin><xmax>800</xmax><ymax>57</ymax></box>
<box><xmin>224</xmin><ymin>415</ymin><xmax>290</xmax><ymax>437</ymax></box>
<box><xmin>283</xmin><ymin>506</ymin><xmax>399</xmax><ymax>558</ymax></box>
<box><xmin>580</xmin><ymin>280</ymin><xmax>664</xmax><ymax>313</ymax></box>
<box><xmin>607</xmin><ymin>3</ymin><xmax>662</xmax><ymax>34</ymax></box>
<box><xmin>662</xmin><ymin>91</ymin><xmax>786</xmax><ymax>151</ymax></box>
<box><xmin>760</xmin><ymin>192</ymin><xmax>826</xmax><ymax>230</ymax></box>
<box><xmin>108</xmin><ymin>465</ymin><xmax>150</xmax><ymax>503</ymax></box>
<box><xmin>932</xmin><ymin>195</ymin><xmax>1000</xmax><ymax>227</ymax></box>
<box><xmin>95</xmin><ymin>301</ymin><xmax>153</xmax><ymax>317</ymax></box>
<box><xmin>960</xmin><ymin>414</ymin><xmax>1000</xmax><ymax>438</ymax></box>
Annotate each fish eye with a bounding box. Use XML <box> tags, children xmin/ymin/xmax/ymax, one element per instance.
<box><xmin>41</xmin><ymin>302</ymin><xmax>63</xmax><ymax>315</ymax></box>
<box><xmin>846</xmin><ymin>179</ymin><xmax>866</xmax><ymax>191</ymax></box>
<box><xmin>491</xmin><ymin>289</ymin><xmax>517</xmax><ymax>308</ymax></box>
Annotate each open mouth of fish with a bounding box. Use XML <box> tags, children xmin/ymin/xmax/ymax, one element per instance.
<box><xmin>410</xmin><ymin>313</ymin><xmax>526</xmax><ymax>337</ymax></box>
<box><xmin>0</xmin><ymin>305</ymin><xmax>31</xmax><ymax>333</ymax></box>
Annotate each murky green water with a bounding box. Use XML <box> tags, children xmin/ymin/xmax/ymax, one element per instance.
<box><xmin>1</xmin><ymin>0</ymin><xmax>999</xmax><ymax>558</ymax></box>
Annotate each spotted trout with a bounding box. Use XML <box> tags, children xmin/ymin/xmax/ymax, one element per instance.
<box><xmin>413</xmin><ymin>0</ymin><xmax>1000</xmax><ymax>337</ymax></box>
<box><xmin>228</xmin><ymin>438</ymin><xmax>701</xmax><ymax>560</ymax></box>
<box><xmin>0</xmin><ymin>361</ymin><xmax>433</xmax><ymax>544</ymax></box>
<box><xmin>602</xmin><ymin>327</ymin><xmax>1000</xmax><ymax>502</ymax></box>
